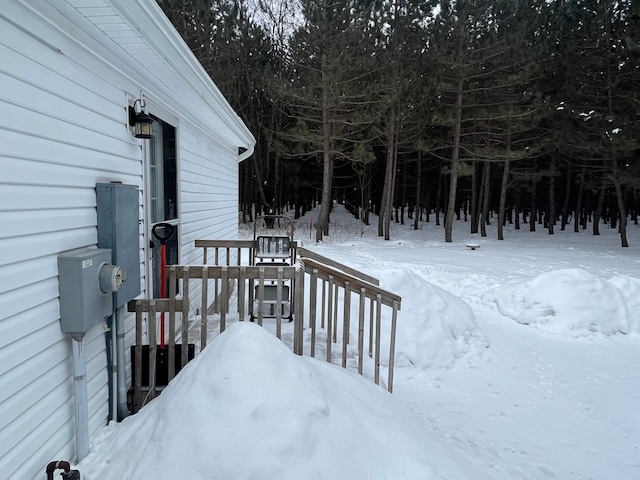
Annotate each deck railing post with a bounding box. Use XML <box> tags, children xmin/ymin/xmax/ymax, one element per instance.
<box><xmin>388</xmin><ymin>300</ymin><xmax>399</xmax><ymax>393</ymax></box>
<box><xmin>181</xmin><ymin>268</ymin><xmax>190</xmax><ymax>365</ymax></box>
<box><xmin>358</xmin><ymin>288</ymin><xmax>365</xmax><ymax>375</ymax></box>
<box><xmin>293</xmin><ymin>267</ymin><xmax>304</xmax><ymax>355</ymax></box>
<box><xmin>309</xmin><ymin>268</ymin><xmax>318</xmax><ymax>358</ymax></box>
<box><xmin>374</xmin><ymin>293</ymin><xmax>382</xmax><ymax>386</ymax></box>
<box><xmin>147</xmin><ymin>300</ymin><xmax>157</xmax><ymax>402</ymax></box>
<box><xmin>238</xmin><ymin>266</ymin><xmax>246</xmax><ymax>321</ymax></box>
<box><xmin>220</xmin><ymin>266</ymin><xmax>229</xmax><ymax>333</ymax></box>
<box><xmin>201</xmin><ymin>266</ymin><xmax>208</xmax><ymax>349</ymax></box>
<box><xmin>168</xmin><ymin>267</ymin><xmax>177</xmax><ymax>381</ymax></box>
<box><xmin>341</xmin><ymin>281</ymin><xmax>351</xmax><ymax>368</ymax></box>
<box><xmin>326</xmin><ymin>275</ymin><xmax>334</xmax><ymax>363</ymax></box>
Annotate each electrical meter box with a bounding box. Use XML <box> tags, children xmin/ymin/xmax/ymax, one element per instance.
<box><xmin>96</xmin><ymin>182</ymin><xmax>141</xmax><ymax>308</ymax></box>
<box><xmin>58</xmin><ymin>248</ymin><xmax>122</xmax><ymax>335</ymax></box>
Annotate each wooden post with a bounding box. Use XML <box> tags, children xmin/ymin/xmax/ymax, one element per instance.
<box><xmin>276</xmin><ymin>267</ymin><xmax>283</xmax><ymax>339</ymax></box>
<box><xmin>293</xmin><ymin>267</ymin><xmax>304</xmax><ymax>355</ymax></box>
<box><xmin>341</xmin><ymin>281</ymin><xmax>350</xmax><ymax>368</ymax></box>
<box><xmin>134</xmin><ymin>301</ymin><xmax>143</xmax><ymax>413</ymax></box>
<box><xmin>221</xmin><ymin>266</ymin><xmax>228</xmax><ymax>333</ymax></box>
<box><xmin>388</xmin><ymin>300</ymin><xmax>399</xmax><ymax>393</ymax></box>
<box><xmin>309</xmin><ymin>269</ymin><xmax>318</xmax><ymax>358</ymax></box>
<box><xmin>148</xmin><ymin>300</ymin><xmax>157</xmax><ymax>402</ymax></box>
<box><xmin>168</xmin><ymin>266</ymin><xmax>177</xmax><ymax>380</ymax></box>
<box><xmin>257</xmin><ymin>266</ymin><xmax>265</xmax><ymax>326</ymax></box>
<box><xmin>358</xmin><ymin>288</ymin><xmax>365</xmax><ymax>375</ymax></box>
<box><xmin>182</xmin><ymin>268</ymin><xmax>190</xmax><ymax>365</ymax></box>
<box><xmin>374</xmin><ymin>294</ymin><xmax>382</xmax><ymax>385</ymax></box>
<box><xmin>326</xmin><ymin>275</ymin><xmax>334</xmax><ymax>363</ymax></box>
<box><xmin>201</xmin><ymin>266</ymin><xmax>208</xmax><ymax>349</ymax></box>
<box><xmin>238</xmin><ymin>266</ymin><xmax>246</xmax><ymax>321</ymax></box>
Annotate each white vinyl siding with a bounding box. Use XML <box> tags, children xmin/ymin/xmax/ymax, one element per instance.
<box><xmin>1</xmin><ymin>1</ymin><xmax>253</xmax><ymax>478</ymax></box>
<box><xmin>179</xmin><ymin>127</ymin><xmax>240</xmax><ymax>265</ymax></box>
<box><xmin>0</xmin><ymin>4</ymin><xmax>142</xmax><ymax>479</ymax></box>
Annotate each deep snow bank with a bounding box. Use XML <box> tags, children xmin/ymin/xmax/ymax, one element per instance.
<box><xmin>490</xmin><ymin>268</ymin><xmax>639</xmax><ymax>337</ymax></box>
<box><xmin>373</xmin><ymin>267</ymin><xmax>488</xmax><ymax>369</ymax></box>
<box><xmin>80</xmin><ymin>322</ymin><xmax>456</xmax><ymax>480</ymax></box>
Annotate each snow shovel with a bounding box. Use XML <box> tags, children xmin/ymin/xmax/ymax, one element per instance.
<box><xmin>150</xmin><ymin>222</ymin><xmax>176</xmax><ymax>386</ymax></box>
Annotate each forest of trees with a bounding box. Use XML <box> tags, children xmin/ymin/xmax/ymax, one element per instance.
<box><xmin>156</xmin><ymin>0</ymin><xmax>639</xmax><ymax>246</ymax></box>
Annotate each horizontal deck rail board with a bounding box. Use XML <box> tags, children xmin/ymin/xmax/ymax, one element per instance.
<box><xmin>298</xmin><ymin>247</ymin><xmax>379</xmax><ymax>286</ymax></box>
<box><xmin>168</xmin><ymin>265</ymin><xmax>299</xmax><ymax>280</ymax></box>
<box><xmin>195</xmin><ymin>239</ymin><xmax>255</xmax><ymax>249</ymax></box>
<box><xmin>300</xmin><ymin>257</ymin><xmax>401</xmax><ymax>309</ymax></box>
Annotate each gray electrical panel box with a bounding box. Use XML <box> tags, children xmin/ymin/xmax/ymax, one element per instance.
<box><xmin>58</xmin><ymin>248</ymin><xmax>122</xmax><ymax>336</ymax></box>
<box><xmin>97</xmin><ymin>182</ymin><xmax>141</xmax><ymax>308</ymax></box>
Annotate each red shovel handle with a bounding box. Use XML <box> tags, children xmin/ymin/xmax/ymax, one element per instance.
<box><xmin>152</xmin><ymin>223</ymin><xmax>175</xmax><ymax>349</ymax></box>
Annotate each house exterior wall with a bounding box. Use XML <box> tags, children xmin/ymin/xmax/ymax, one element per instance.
<box><xmin>0</xmin><ymin>1</ymin><xmax>252</xmax><ymax>479</ymax></box>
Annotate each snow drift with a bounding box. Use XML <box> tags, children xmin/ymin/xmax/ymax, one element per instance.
<box><xmin>490</xmin><ymin>268</ymin><xmax>635</xmax><ymax>336</ymax></box>
<box><xmin>374</xmin><ymin>267</ymin><xmax>487</xmax><ymax>369</ymax></box>
<box><xmin>81</xmin><ymin>322</ymin><xmax>457</xmax><ymax>480</ymax></box>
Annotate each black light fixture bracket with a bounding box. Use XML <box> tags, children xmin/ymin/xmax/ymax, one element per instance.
<box><xmin>128</xmin><ymin>97</ymin><xmax>154</xmax><ymax>139</ymax></box>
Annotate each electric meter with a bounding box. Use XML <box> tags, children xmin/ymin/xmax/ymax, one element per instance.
<box><xmin>99</xmin><ymin>264</ymin><xmax>126</xmax><ymax>293</ymax></box>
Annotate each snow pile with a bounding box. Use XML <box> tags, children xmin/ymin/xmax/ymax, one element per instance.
<box><xmin>375</xmin><ymin>267</ymin><xmax>487</xmax><ymax>369</ymax></box>
<box><xmin>491</xmin><ymin>268</ymin><xmax>633</xmax><ymax>336</ymax></box>
<box><xmin>81</xmin><ymin>322</ymin><xmax>452</xmax><ymax>480</ymax></box>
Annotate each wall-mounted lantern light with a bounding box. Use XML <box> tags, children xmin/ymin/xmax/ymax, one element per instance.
<box><xmin>128</xmin><ymin>98</ymin><xmax>153</xmax><ymax>139</ymax></box>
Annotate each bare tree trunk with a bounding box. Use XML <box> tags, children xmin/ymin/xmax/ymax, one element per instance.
<box><xmin>316</xmin><ymin>53</ymin><xmax>333</xmax><ymax>242</ymax></box>
<box><xmin>444</xmin><ymin>81</ymin><xmax>464</xmax><ymax>242</ymax></box>
<box><xmin>514</xmin><ymin>187</ymin><xmax>521</xmax><ymax>230</ymax></box>
<box><xmin>574</xmin><ymin>165</ymin><xmax>586</xmax><ymax>233</ymax></box>
<box><xmin>413</xmin><ymin>154</ymin><xmax>422</xmax><ymax>230</ymax></box>
<box><xmin>593</xmin><ymin>180</ymin><xmax>606</xmax><ymax>236</ymax></box>
<box><xmin>529</xmin><ymin>178</ymin><xmax>537</xmax><ymax>232</ymax></box>
<box><xmin>612</xmin><ymin>157</ymin><xmax>629</xmax><ymax>247</ymax></box>
<box><xmin>470</xmin><ymin>161</ymin><xmax>480</xmax><ymax>234</ymax></box>
<box><xmin>561</xmin><ymin>163</ymin><xmax>571</xmax><ymax>231</ymax></box>
<box><xmin>435</xmin><ymin>170</ymin><xmax>442</xmax><ymax>226</ymax></box>
<box><xmin>480</xmin><ymin>161</ymin><xmax>490</xmax><ymax>238</ymax></box>
<box><xmin>548</xmin><ymin>153</ymin><xmax>557</xmax><ymax>235</ymax></box>
<box><xmin>383</xmin><ymin>126</ymin><xmax>399</xmax><ymax>240</ymax></box>
<box><xmin>498</xmin><ymin>159</ymin><xmax>510</xmax><ymax>240</ymax></box>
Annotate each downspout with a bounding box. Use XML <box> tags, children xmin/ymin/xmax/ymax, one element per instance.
<box><xmin>238</xmin><ymin>143</ymin><xmax>255</xmax><ymax>163</ymax></box>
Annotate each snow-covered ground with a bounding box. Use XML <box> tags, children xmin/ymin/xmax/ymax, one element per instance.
<box><xmin>79</xmin><ymin>204</ymin><xmax>640</xmax><ymax>479</ymax></box>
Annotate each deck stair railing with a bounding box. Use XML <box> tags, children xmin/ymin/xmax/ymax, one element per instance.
<box><xmin>127</xmin><ymin>239</ymin><xmax>401</xmax><ymax>413</ymax></box>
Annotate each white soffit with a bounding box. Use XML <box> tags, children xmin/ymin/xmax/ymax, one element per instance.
<box><xmin>64</xmin><ymin>0</ymin><xmax>255</xmax><ymax>150</ymax></box>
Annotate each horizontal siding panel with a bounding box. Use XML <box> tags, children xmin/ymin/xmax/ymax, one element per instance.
<box><xmin>0</xmin><ymin>68</ymin><xmax>126</xmax><ymax>141</ymax></box>
<box><xmin>0</xmin><ymin>6</ymin><xmax>127</xmax><ymax>111</ymax></box>
<box><xmin>5</xmin><ymin>419</ymin><xmax>74</xmax><ymax>480</ymax></box>
<box><xmin>0</xmin><ymin>296</ymin><xmax>59</xmax><ymax>345</ymax></box>
<box><xmin>0</xmin><ymin>256</ymin><xmax>57</xmax><ymax>295</ymax></box>
<box><xmin>1</xmin><ymin>394</ymin><xmax>75</xmax><ymax>480</ymax></box>
<box><xmin>1</xmin><ymin>101</ymin><xmax>135</xmax><ymax>160</ymax></box>
<box><xmin>0</xmin><ymin>334</ymin><xmax>69</xmax><ymax>405</ymax></box>
<box><xmin>0</xmin><ymin>320</ymin><xmax>65</xmax><ymax>377</ymax></box>
<box><xmin>0</xmin><ymin>184</ymin><xmax>97</xmax><ymax>211</ymax></box>
<box><xmin>1</xmin><ymin>375</ymin><xmax>73</xmax><ymax>457</ymax></box>
<box><xmin>181</xmin><ymin>127</ymin><xmax>234</xmax><ymax>154</ymax></box>
<box><xmin>0</xmin><ymin>207</ymin><xmax>95</xmax><ymax>240</ymax></box>
<box><xmin>180</xmin><ymin>170</ymin><xmax>236</xmax><ymax>190</ymax></box>
<box><xmin>0</xmin><ymin>226</ymin><xmax>96</xmax><ymax>266</ymax></box>
<box><xmin>0</xmin><ymin>359</ymin><xmax>69</xmax><ymax>434</ymax></box>
<box><xmin>0</xmin><ymin>133</ymin><xmax>142</xmax><ymax>183</ymax></box>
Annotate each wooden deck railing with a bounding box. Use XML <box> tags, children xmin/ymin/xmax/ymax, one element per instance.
<box><xmin>127</xmin><ymin>240</ymin><xmax>401</xmax><ymax>413</ymax></box>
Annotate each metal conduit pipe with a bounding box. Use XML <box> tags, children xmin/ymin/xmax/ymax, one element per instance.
<box><xmin>116</xmin><ymin>306</ymin><xmax>129</xmax><ymax>420</ymax></box>
<box><xmin>71</xmin><ymin>336</ymin><xmax>89</xmax><ymax>462</ymax></box>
